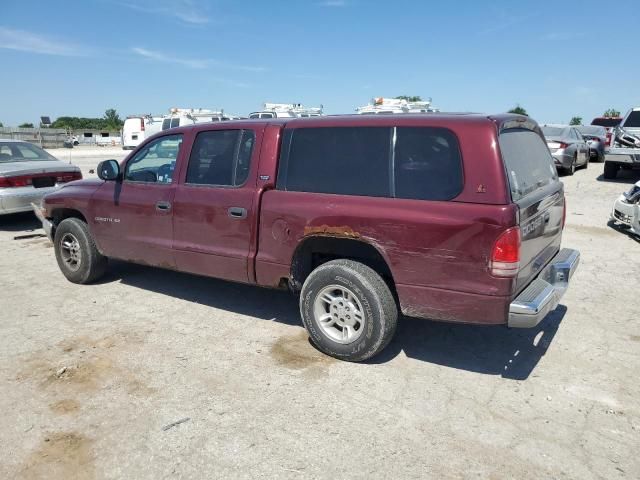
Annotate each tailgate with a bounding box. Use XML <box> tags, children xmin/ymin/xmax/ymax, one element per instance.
<box><xmin>497</xmin><ymin>125</ymin><xmax>564</xmax><ymax>294</ymax></box>
<box><xmin>514</xmin><ymin>184</ymin><xmax>564</xmax><ymax>294</ymax></box>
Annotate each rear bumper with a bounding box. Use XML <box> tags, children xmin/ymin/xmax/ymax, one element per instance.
<box><xmin>508</xmin><ymin>248</ymin><xmax>580</xmax><ymax>328</ymax></box>
<box><xmin>551</xmin><ymin>151</ymin><xmax>572</xmax><ymax>168</ymax></box>
<box><xmin>31</xmin><ymin>202</ymin><xmax>54</xmax><ymax>241</ymax></box>
<box><xmin>0</xmin><ymin>185</ymin><xmax>58</xmax><ymax>215</ymax></box>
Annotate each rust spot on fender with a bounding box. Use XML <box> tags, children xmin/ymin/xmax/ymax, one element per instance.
<box><xmin>303</xmin><ymin>225</ymin><xmax>361</xmax><ymax>239</ymax></box>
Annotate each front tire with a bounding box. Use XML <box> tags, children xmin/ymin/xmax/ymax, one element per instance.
<box><xmin>566</xmin><ymin>155</ymin><xmax>576</xmax><ymax>176</ymax></box>
<box><xmin>54</xmin><ymin>218</ymin><xmax>107</xmax><ymax>284</ymax></box>
<box><xmin>300</xmin><ymin>259</ymin><xmax>398</xmax><ymax>362</ymax></box>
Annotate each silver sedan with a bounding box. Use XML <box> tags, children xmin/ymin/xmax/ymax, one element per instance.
<box><xmin>541</xmin><ymin>125</ymin><xmax>590</xmax><ymax>175</ymax></box>
<box><xmin>0</xmin><ymin>140</ymin><xmax>82</xmax><ymax>216</ymax></box>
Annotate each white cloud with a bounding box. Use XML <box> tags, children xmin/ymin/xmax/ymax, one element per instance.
<box><xmin>132</xmin><ymin>47</ymin><xmax>209</xmax><ymax>69</ymax></box>
<box><xmin>131</xmin><ymin>47</ymin><xmax>266</xmax><ymax>74</ymax></box>
<box><xmin>318</xmin><ymin>0</ymin><xmax>348</xmax><ymax>6</ymax></box>
<box><xmin>118</xmin><ymin>0</ymin><xmax>209</xmax><ymax>25</ymax></box>
<box><xmin>0</xmin><ymin>26</ymin><xmax>87</xmax><ymax>56</ymax></box>
<box><xmin>541</xmin><ymin>32</ymin><xmax>585</xmax><ymax>41</ymax></box>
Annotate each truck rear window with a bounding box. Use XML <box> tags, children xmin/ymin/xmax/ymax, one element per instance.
<box><xmin>277</xmin><ymin>126</ymin><xmax>463</xmax><ymax>201</ymax></box>
<box><xmin>499</xmin><ymin>128</ymin><xmax>557</xmax><ymax>201</ymax></box>
<box><xmin>591</xmin><ymin>117</ymin><xmax>622</xmax><ymax>128</ymax></box>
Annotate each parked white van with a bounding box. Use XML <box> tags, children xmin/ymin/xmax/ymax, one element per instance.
<box><xmin>160</xmin><ymin>108</ymin><xmax>239</xmax><ymax>130</ymax></box>
<box><xmin>249</xmin><ymin>103</ymin><xmax>323</xmax><ymax>119</ymax></box>
<box><xmin>121</xmin><ymin>115</ymin><xmax>163</xmax><ymax>150</ymax></box>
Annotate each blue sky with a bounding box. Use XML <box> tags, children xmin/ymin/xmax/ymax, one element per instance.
<box><xmin>1</xmin><ymin>0</ymin><xmax>639</xmax><ymax>126</ymax></box>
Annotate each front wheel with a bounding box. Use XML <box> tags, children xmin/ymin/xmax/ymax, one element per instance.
<box><xmin>300</xmin><ymin>259</ymin><xmax>398</xmax><ymax>362</ymax></box>
<box><xmin>566</xmin><ymin>156</ymin><xmax>576</xmax><ymax>176</ymax></box>
<box><xmin>54</xmin><ymin>218</ymin><xmax>107</xmax><ymax>284</ymax></box>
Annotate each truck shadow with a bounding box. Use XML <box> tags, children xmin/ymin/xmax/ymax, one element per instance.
<box><xmin>596</xmin><ymin>169</ymin><xmax>640</xmax><ymax>184</ymax></box>
<box><xmin>105</xmin><ymin>260</ymin><xmax>564</xmax><ymax>380</ymax></box>
<box><xmin>371</xmin><ymin>306</ymin><xmax>566</xmax><ymax>380</ymax></box>
<box><xmin>607</xmin><ymin>219</ymin><xmax>640</xmax><ymax>244</ymax></box>
<box><xmin>0</xmin><ymin>212</ymin><xmax>42</xmax><ymax>232</ymax></box>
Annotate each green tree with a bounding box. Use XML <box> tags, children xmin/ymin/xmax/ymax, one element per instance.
<box><xmin>395</xmin><ymin>95</ymin><xmax>423</xmax><ymax>102</ymax></box>
<box><xmin>18</xmin><ymin>122</ymin><xmax>34</xmax><ymax>128</ymax></box>
<box><xmin>103</xmin><ymin>108</ymin><xmax>123</xmax><ymax>129</ymax></box>
<box><xmin>507</xmin><ymin>105</ymin><xmax>528</xmax><ymax>116</ymax></box>
<box><xmin>0</xmin><ymin>121</ymin><xmax>3</xmax><ymax>128</ymax></box>
<box><xmin>603</xmin><ymin>108</ymin><xmax>620</xmax><ymax>117</ymax></box>
<box><xmin>569</xmin><ymin>116</ymin><xmax>582</xmax><ymax>125</ymax></box>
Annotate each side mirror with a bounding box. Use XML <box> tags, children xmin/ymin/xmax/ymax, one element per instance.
<box><xmin>97</xmin><ymin>159</ymin><xmax>121</xmax><ymax>181</ymax></box>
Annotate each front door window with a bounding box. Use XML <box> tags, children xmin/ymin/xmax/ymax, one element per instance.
<box><xmin>124</xmin><ymin>134</ymin><xmax>183</xmax><ymax>184</ymax></box>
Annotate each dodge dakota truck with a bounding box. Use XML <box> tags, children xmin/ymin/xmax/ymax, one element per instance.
<box><xmin>35</xmin><ymin>114</ymin><xmax>580</xmax><ymax>361</ymax></box>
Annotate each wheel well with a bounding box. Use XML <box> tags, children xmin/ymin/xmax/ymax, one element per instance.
<box><xmin>51</xmin><ymin>208</ymin><xmax>87</xmax><ymax>228</ymax></box>
<box><xmin>289</xmin><ymin>236</ymin><xmax>395</xmax><ymax>293</ymax></box>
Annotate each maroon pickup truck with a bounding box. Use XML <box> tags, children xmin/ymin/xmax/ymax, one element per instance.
<box><xmin>35</xmin><ymin>114</ymin><xmax>580</xmax><ymax>361</ymax></box>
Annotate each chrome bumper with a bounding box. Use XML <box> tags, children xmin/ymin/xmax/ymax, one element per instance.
<box><xmin>31</xmin><ymin>202</ymin><xmax>54</xmax><ymax>241</ymax></box>
<box><xmin>508</xmin><ymin>248</ymin><xmax>580</xmax><ymax>328</ymax></box>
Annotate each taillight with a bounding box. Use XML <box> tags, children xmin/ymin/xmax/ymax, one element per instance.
<box><xmin>56</xmin><ymin>171</ymin><xmax>83</xmax><ymax>183</ymax></box>
<box><xmin>491</xmin><ymin>227</ymin><xmax>521</xmax><ymax>277</ymax></box>
<box><xmin>140</xmin><ymin>118</ymin><xmax>145</xmax><ymax>131</ymax></box>
<box><xmin>0</xmin><ymin>175</ymin><xmax>31</xmax><ymax>187</ymax></box>
<box><xmin>605</xmin><ymin>132</ymin><xmax>612</xmax><ymax>146</ymax></box>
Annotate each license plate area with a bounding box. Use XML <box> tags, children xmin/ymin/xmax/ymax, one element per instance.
<box><xmin>32</xmin><ymin>177</ymin><xmax>56</xmax><ymax>188</ymax></box>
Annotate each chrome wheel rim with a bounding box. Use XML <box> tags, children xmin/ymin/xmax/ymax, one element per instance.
<box><xmin>313</xmin><ymin>285</ymin><xmax>366</xmax><ymax>344</ymax></box>
<box><xmin>60</xmin><ymin>233</ymin><xmax>82</xmax><ymax>272</ymax></box>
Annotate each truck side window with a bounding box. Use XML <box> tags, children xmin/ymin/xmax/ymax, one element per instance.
<box><xmin>280</xmin><ymin>127</ymin><xmax>391</xmax><ymax>197</ymax></box>
<box><xmin>394</xmin><ymin>127</ymin><xmax>463</xmax><ymax>201</ymax></box>
<box><xmin>185</xmin><ymin>130</ymin><xmax>255</xmax><ymax>187</ymax></box>
<box><xmin>124</xmin><ymin>134</ymin><xmax>183</xmax><ymax>184</ymax></box>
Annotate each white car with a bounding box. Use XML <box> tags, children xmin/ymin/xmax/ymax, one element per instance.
<box><xmin>0</xmin><ymin>140</ymin><xmax>82</xmax><ymax>215</ymax></box>
<box><xmin>611</xmin><ymin>180</ymin><xmax>640</xmax><ymax>236</ymax></box>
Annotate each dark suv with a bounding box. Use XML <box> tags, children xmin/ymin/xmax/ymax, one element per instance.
<box><xmin>35</xmin><ymin>114</ymin><xmax>580</xmax><ymax>361</ymax></box>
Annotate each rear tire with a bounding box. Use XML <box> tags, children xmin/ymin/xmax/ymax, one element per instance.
<box><xmin>604</xmin><ymin>162</ymin><xmax>619</xmax><ymax>180</ymax></box>
<box><xmin>54</xmin><ymin>218</ymin><xmax>107</xmax><ymax>284</ymax></box>
<box><xmin>300</xmin><ymin>259</ymin><xmax>398</xmax><ymax>362</ymax></box>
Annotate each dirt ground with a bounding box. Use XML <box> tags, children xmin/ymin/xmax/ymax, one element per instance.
<box><xmin>1</xmin><ymin>154</ymin><xmax>639</xmax><ymax>479</ymax></box>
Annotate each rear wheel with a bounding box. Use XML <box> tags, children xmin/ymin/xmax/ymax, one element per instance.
<box><xmin>299</xmin><ymin>259</ymin><xmax>398</xmax><ymax>362</ymax></box>
<box><xmin>54</xmin><ymin>218</ymin><xmax>107</xmax><ymax>284</ymax></box>
<box><xmin>603</xmin><ymin>162</ymin><xmax>619</xmax><ymax>180</ymax></box>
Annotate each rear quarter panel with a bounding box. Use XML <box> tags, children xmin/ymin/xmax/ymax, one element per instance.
<box><xmin>256</xmin><ymin>117</ymin><xmax>519</xmax><ymax>324</ymax></box>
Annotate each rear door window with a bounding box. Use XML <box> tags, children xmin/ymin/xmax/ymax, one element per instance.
<box><xmin>499</xmin><ymin>128</ymin><xmax>557</xmax><ymax>201</ymax></box>
<box><xmin>185</xmin><ymin>129</ymin><xmax>255</xmax><ymax>187</ymax></box>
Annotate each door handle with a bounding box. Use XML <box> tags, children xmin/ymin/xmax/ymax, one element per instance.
<box><xmin>228</xmin><ymin>207</ymin><xmax>247</xmax><ymax>219</ymax></box>
<box><xmin>156</xmin><ymin>201</ymin><xmax>172</xmax><ymax>211</ymax></box>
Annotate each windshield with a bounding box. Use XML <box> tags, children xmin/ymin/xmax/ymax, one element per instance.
<box><xmin>576</xmin><ymin>126</ymin><xmax>605</xmax><ymax>136</ymax></box>
<box><xmin>0</xmin><ymin>142</ymin><xmax>57</xmax><ymax>162</ymax></box>
<box><xmin>541</xmin><ymin>126</ymin><xmax>566</xmax><ymax>137</ymax></box>
<box><xmin>623</xmin><ymin>111</ymin><xmax>640</xmax><ymax>128</ymax></box>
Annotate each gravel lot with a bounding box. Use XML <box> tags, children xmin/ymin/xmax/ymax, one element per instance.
<box><xmin>1</xmin><ymin>154</ymin><xmax>639</xmax><ymax>479</ymax></box>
